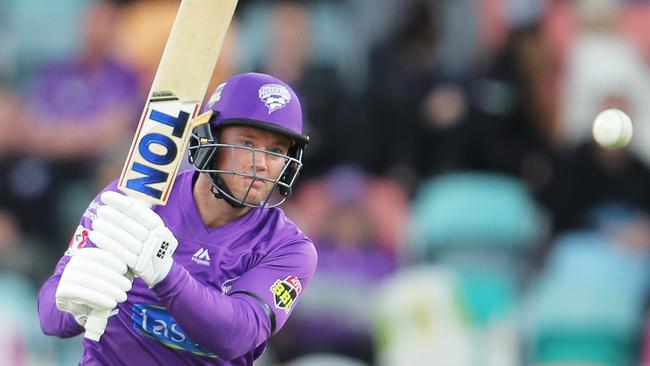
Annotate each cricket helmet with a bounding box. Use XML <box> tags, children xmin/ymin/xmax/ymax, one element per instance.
<box><xmin>188</xmin><ymin>72</ymin><xmax>309</xmax><ymax>208</ymax></box>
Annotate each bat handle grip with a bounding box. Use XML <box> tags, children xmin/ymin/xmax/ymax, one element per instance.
<box><xmin>84</xmin><ymin>308</ymin><xmax>111</xmax><ymax>341</ymax></box>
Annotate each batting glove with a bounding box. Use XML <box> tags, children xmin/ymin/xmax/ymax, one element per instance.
<box><xmin>89</xmin><ymin>191</ymin><xmax>178</xmax><ymax>288</ymax></box>
<box><xmin>55</xmin><ymin>247</ymin><xmax>132</xmax><ymax>327</ymax></box>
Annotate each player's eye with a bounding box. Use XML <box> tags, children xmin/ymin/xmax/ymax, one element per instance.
<box><xmin>240</xmin><ymin>140</ymin><xmax>254</xmax><ymax>148</ymax></box>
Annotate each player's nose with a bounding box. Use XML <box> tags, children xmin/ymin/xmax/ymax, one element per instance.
<box><xmin>251</xmin><ymin>150</ymin><xmax>268</xmax><ymax>171</ymax></box>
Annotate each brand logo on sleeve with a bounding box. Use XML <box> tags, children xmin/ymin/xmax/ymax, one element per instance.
<box><xmin>191</xmin><ymin>248</ymin><xmax>211</xmax><ymax>266</ymax></box>
<box><xmin>270</xmin><ymin>275</ymin><xmax>303</xmax><ymax>314</ymax></box>
<box><xmin>207</xmin><ymin>82</ymin><xmax>226</xmax><ymax>108</ymax></box>
<box><xmin>82</xmin><ymin>199</ymin><xmax>100</xmax><ymax>222</ymax></box>
<box><xmin>132</xmin><ymin>304</ymin><xmax>217</xmax><ymax>358</ymax></box>
<box><xmin>65</xmin><ymin>225</ymin><xmax>90</xmax><ymax>256</ymax></box>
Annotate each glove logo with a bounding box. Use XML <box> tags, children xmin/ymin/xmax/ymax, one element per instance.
<box><xmin>65</xmin><ymin>225</ymin><xmax>90</xmax><ymax>256</ymax></box>
<box><xmin>156</xmin><ymin>241</ymin><xmax>170</xmax><ymax>259</ymax></box>
<box><xmin>270</xmin><ymin>275</ymin><xmax>302</xmax><ymax>314</ymax></box>
<box><xmin>132</xmin><ymin>304</ymin><xmax>217</xmax><ymax>358</ymax></box>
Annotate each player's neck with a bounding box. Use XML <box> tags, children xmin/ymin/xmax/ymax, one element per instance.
<box><xmin>193</xmin><ymin>173</ymin><xmax>251</xmax><ymax>228</ymax></box>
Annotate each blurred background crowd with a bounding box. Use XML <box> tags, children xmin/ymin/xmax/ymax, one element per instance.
<box><xmin>2</xmin><ymin>0</ymin><xmax>650</xmax><ymax>365</ymax></box>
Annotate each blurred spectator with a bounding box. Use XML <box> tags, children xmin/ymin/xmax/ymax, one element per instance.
<box><xmin>374</xmin><ymin>266</ymin><xmax>474</xmax><ymax>366</ymax></box>
<box><xmin>24</xmin><ymin>0</ymin><xmax>138</xmax><ymax>160</ymax></box>
<box><xmin>556</xmin><ymin>0</ymin><xmax>650</xmax><ymax>168</ymax></box>
<box><xmin>435</xmin><ymin>0</ymin><xmax>484</xmax><ymax>79</ymax></box>
<box><xmin>275</xmin><ymin>166</ymin><xmax>402</xmax><ymax>364</ymax></box>
<box><xmin>286</xmin><ymin>165</ymin><xmax>409</xmax><ymax>253</ymax></box>
<box><xmin>0</xmin><ymin>210</ymin><xmax>51</xmax><ymax>286</ymax></box>
<box><xmin>111</xmin><ymin>0</ymin><xmax>180</xmax><ymax>88</ymax></box>
<box><xmin>6</xmin><ymin>0</ymin><xmax>97</xmax><ymax>88</ymax></box>
<box><xmin>533</xmin><ymin>0</ymin><xmax>650</xmax><ymax>239</ymax></box>
<box><xmin>15</xmin><ymin>0</ymin><xmax>138</xmax><ymax>247</ymax></box>
<box><xmin>0</xmin><ymin>87</ymin><xmax>28</xmax><ymax>156</ymax></box>
<box><xmin>242</xmin><ymin>0</ymin><xmax>356</xmax><ymax>178</ymax></box>
<box><xmin>365</xmin><ymin>0</ymin><xmax>451</xmax><ymax>190</ymax></box>
<box><xmin>539</xmin><ymin>140</ymin><xmax>650</xmax><ymax>236</ymax></box>
<box><xmin>452</xmin><ymin>22</ymin><xmax>557</xmax><ymax>195</ymax></box>
<box><xmin>0</xmin><ymin>86</ymin><xmax>62</xmax><ymax>255</ymax></box>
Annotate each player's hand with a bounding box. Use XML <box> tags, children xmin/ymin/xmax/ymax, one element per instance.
<box><xmin>55</xmin><ymin>248</ymin><xmax>132</xmax><ymax>327</ymax></box>
<box><xmin>89</xmin><ymin>191</ymin><xmax>178</xmax><ymax>288</ymax></box>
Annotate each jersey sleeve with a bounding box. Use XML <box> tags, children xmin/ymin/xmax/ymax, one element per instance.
<box><xmin>152</xmin><ymin>238</ymin><xmax>317</xmax><ymax>360</ymax></box>
<box><xmin>37</xmin><ymin>180</ymin><xmax>119</xmax><ymax>337</ymax></box>
<box><xmin>37</xmin><ymin>255</ymin><xmax>84</xmax><ymax>337</ymax></box>
<box><xmin>227</xmin><ymin>239</ymin><xmax>318</xmax><ymax>335</ymax></box>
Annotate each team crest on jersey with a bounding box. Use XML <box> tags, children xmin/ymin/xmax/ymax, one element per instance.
<box><xmin>221</xmin><ymin>276</ymin><xmax>240</xmax><ymax>294</ymax></box>
<box><xmin>270</xmin><ymin>275</ymin><xmax>302</xmax><ymax>314</ymax></box>
<box><xmin>207</xmin><ymin>82</ymin><xmax>226</xmax><ymax>108</ymax></box>
<box><xmin>65</xmin><ymin>225</ymin><xmax>89</xmax><ymax>256</ymax></box>
<box><xmin>258</xmin><ymin>84</ymin><xmax>291</xmax><ymax>114</ymax></box>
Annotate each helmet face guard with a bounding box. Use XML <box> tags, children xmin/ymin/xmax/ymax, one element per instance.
<box><xmin>188</xmin><ymin>121</ymin><xmax>304</xmax><ymax>208</ymax></box>
<box><xmin>188</xmin><ymin>72</ymin><xmax>309</xmax><ymax>208</ymax></box>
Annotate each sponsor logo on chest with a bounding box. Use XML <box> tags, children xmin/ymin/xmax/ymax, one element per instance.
<box><xmin>132</xmin><ymin>304</ymin><xmax>216</xmax><ymax>358</ymax></box>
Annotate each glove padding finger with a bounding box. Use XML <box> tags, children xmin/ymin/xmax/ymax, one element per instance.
<box><xmin>64</xmin><ymin>260</ymin><xmax>133</xmax><ymax>294</ymax></box>
<box><xmin>56</xmin><ymin>283</ymin><xmax>120</xmax><ymax>309</ymax></box>
<box><xmin>97</xmin><ymin>192</ymin><xmax>178</xmax><ymax>288</ymax></box>
<box><xmin>101</xmin><ymin>191</ymin><xmax>163</xmax><ymax>230</ymax></box>
<box><xmin>96</xmin><ymin>205</ymin><xmax>150</xmax><ymax>242</ymax></box>
<box><xmin>55</xmin><ymin>248</ymin><xmax>132</xmax><ymax>326</ymax></box>
<box><xmin>73</xmin><ymin>247</ymin><xmax>129</xmax><ymax>275</ymax></box>
<box><xmin>88</xmin><ymin>230</ymin><xmax>139</xmax><ymax>269</ymax></box>
<box><xmin>93</xmin><ymin>216</ymin><xmax>144</xmax><ymax>255</ymax></box>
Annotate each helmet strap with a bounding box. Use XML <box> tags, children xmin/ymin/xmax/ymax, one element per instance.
<box><xmin>208</xmin><ymin>172</ymin><xmax>246</xmax><ymax>208</ymax></box>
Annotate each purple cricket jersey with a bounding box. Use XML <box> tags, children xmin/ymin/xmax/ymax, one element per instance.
<box><xmin>37</xmin><ymin>170</ymin><xmax>317</xmax><ymax>365</ymax></box>
<box><xmin>28</xmin><ymin>58</ymin><xmax>140</xmax><ymax>123</ymax></box>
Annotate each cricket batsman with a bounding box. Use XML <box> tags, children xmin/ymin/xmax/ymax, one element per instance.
<box><xmin>37</xmin><ymin>73</ymin><xmax>318</xmax><ymax>365</ymax></box>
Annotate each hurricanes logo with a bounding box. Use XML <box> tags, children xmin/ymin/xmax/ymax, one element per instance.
<box><xmin>270</xmin><ymin>275</ymin><xmax>302</xmax><ymax>314</ymax></box>
<box><xmin>221</xmin><ymin>276</ymin><xmax>239</xmax><ymax>294</ymax></box>
<box><xmin>259</xmin><ymin>84</ymin><xmax>291</xmax><ymax>114</ymax></box>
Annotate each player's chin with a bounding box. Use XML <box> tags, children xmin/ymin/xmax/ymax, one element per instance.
<box><xmin>237</xmin><ymin>180</ymin><xmax>271</xmax><ymax>204</ymax></box>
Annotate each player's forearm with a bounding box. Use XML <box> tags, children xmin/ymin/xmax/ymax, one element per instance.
<box><xmin>37</xmin><ymin>274</ymin><xmax>85</xmax><ymax>337</ymax></box>
<box><xmin>153</xmin><ymin>262</ymin><xmax>271</xmax><ymax>360</ymax></box>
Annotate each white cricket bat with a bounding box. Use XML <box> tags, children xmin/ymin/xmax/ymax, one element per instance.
<box><xmin>84</xmin><ymin>0</ymin><xmax>239</xmax><ymax>341</ymax></box>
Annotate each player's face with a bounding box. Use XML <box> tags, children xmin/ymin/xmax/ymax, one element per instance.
<box><xmin>215</xmin><ymin>126</ymin><xmax>292</xmax><ymax>205</ymax></box>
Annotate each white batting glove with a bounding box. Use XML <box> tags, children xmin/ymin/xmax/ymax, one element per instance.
<box><xmin>55</xmin><ymin>248</ymin><xmax>132</xmax><ymax>327</ymax></box>
<box><xmin>88</xmin><ymin>191</ymin><xmax>178</xmax><ymax>288</ymax></box>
